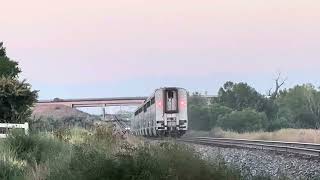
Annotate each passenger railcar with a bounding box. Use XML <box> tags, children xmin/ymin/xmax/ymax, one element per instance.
<box><xmin>132</xmin><ymin>87</ymin><xmax>188</xmax><ymax>137</ymax></box>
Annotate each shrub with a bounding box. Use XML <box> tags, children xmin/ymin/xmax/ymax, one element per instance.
<box><xmin>217</xmin><ymin>108</ymin><xmax>267</xmax><ymax>133</ymax></box>
<box><xmin>5</xmin><ymin>132</ymin><xmax>69</xmax><ymax>164</ymax></box>
<box><xmin>0</xmin><ymin>128</ymin><xmax>274</xmax><ymax>180</ymax></box>
<box><xmin>0</xmin><ymin>140</ymin><xmax>25</xmax><ymax>180</ymax></box>
<box><xmin>208</xmin><ymin>103</ymin><xmax>233</xmax><ymax>128</ymax></box>
<box><xmin>0</xmin><ymin>160</ymin><xmax>24</xmax><ymax>180</ymax></box>
<box><xmin>116</xmin><ymin>142</ymin><xmax>242</xmax><ymax>180</ymax></box>
<box><xmin>45</xmin><ymin>139</ymin><xmax>244</xmax><ymax>180</ymax></box>
<box><xmin>69</xmin><ymin>128</ymin><xmax>90</xmax><ymax>144</ymax></box>
<box><xmin>94</xmin><ymin>125</ymin><xmax>114</xmax><ymax>142</ymax></box>
<box><xmin>47</xmin><ymin>144</ymin><xmax>117</xmax><ymax>180</ymax></box>
<box><xmin>53</xmin><ymin>128</ymin><xmax>72</xmax><ymax>142</ymax></box>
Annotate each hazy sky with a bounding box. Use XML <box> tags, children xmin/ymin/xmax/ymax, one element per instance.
<box><xmin>1</xmin><ymin>0</ymin><xmax>320</xmax><ymax>99</ymax></box>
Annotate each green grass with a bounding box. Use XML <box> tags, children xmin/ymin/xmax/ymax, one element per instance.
<box><xmin>0</xmin><ymin>127</ymin><xmax>275</xmax><ymax>180</ymax></box>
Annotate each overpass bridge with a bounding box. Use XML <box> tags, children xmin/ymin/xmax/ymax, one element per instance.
<box><xmin>37</xmin><ymin>97</ymin><xmax>148</xmax><ymax>108</ymax></box>
<box><xmin>37</xmin><ymin>95</ymin><xmax>216</xmax><ymax>108</ymax></box>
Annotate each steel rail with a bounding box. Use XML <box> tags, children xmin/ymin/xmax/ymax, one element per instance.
<box><xmin>179</xmin><ymin>137</ymin><xmax>320</xmax><ymax>157</ymax></box>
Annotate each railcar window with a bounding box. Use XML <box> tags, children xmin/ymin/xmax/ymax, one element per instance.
<box><xmin>144</xmin><ymin>104</ymin><xmax>147</xmax><ymax>112</ymax></box>
<box><xmin>151</xmin><ymin>97</ymin><xmax>155</xmax><ymax>104</ymax></box>
<box><xmin>165</xmin><ymin>89</ymin><xmax>178</xmax><ymax>113</ymax></box>
<box><xmin>168</xmin><ymin>91</ymin><xmax>174</xmax><ymax>99</ymax></box>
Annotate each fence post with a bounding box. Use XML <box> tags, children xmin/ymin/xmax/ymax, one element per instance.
<box><xmin>24</xmin><ymin>122</ymin><xmax>29</xmax><ymax>135</ymax></box>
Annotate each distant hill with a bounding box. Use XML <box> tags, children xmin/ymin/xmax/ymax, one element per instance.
<box><xmin>32</xmin><ymin>104</ymin><xmax>96</xmax><ymax>120</ymax></box>
<box><xmin>31</xmin><ymin>104</ymin><xmax>103</xmax><ymax>130</ymax></box>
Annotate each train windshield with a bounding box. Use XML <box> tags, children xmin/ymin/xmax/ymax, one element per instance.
<box><xmin>165</xmin><ymin>89</ymin><xmax>178</xmax><ymax>113</ymax></box>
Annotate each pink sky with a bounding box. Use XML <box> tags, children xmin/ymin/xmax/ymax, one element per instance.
<box><xmin>1</xmin><ymin>0</ymin><xmax>320</xmax><ymax>87</ymax></box>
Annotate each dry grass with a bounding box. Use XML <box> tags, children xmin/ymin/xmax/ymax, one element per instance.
<box><xmin>25</xmin><ymin>163</ymin><xmax>49</xmax><ymax>180</ymax></box>
<box><xmin>211</xmin><ymin>128</ymin><xmax>320</xmax><ymax>144</ymax></box>
<box><xmin>126</xmin><ymin>134</ymin><xmax>144</xmax><ymax>147</ymax></box>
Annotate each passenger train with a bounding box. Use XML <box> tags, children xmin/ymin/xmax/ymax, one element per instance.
<box><xmin>132</xmin><ymin>87</ymin><xmax>188</xmax><ymax>137</ymax></box>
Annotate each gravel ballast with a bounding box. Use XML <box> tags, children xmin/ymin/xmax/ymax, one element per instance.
<box><xmin>191</xmin><ymin>144</ymin><xmax>320</xmax><ymax>179</ymax></box>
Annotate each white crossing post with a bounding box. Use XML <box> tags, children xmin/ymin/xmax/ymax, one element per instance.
<box><xmin>24</xmin><ymin>122</ymin><xmax>29</xmax><ymax>135</ymax></box>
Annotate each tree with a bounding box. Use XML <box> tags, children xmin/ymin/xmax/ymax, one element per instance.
<box><xmin>217</xmin><ymin>108</ymin><xmax>267</xmax><ymax>133</ymax></box>
<box><xmin>216</xmin><ymin>81</ymin><xmax>266</xmax><ymax>111</ymax></box>
<box><xmin>0</xmin><ymin>77</ymin><xmax>38</xmax><ymax>123</ymax></box>
<box><xmin>188</xmin><ymin>92</ymin><xmax>208</xmax><ymax>106</ymax></box>
<box><xmin>0</xmin><ymin>42</ymin><xmax>38</xmax><ymax>123</ymax></box>
<box><xmin>0</xmin><ymin>42</ymin><xmax>5</xmax><ymax>57</ymax></box>
<box><xmin>0</xmin><ymin>42</ymin><xmax>21</xmax><ymax>78</ymax></box>
<box><xmin>188</xmin><ymin>92</ymin><xmax>211</xmax><ymax>130</ymax></box>
<box><xmin>276</xmin><ymin>84</ymin><xmax>320</xmax><ymax>128</ymax></box>
<box><xmin>208</xmin><ymin>103</ymin><xmax>232</xmax><ymax>128</ymax></box>
<box><xmin>268</xmin><ymin>73</ymin><xmax>287</xmax><ymax>100</ymax></box>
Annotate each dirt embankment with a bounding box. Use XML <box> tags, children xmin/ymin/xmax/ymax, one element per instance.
<box><xmin>32</xmin><ymin>104</ymin><xmax>94</xmax><ymax>119</ymax></box>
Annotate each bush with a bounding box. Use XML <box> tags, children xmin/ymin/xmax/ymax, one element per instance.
<box><xmin>47</xmin><ymin>144</ymin><xmax>117</xmax><ymax>180</ymax></box>
<box><xmin>188</xmin><ymin>92</ymin><xmax>211</xmax><ymax>131</ymax></box>
<box><xmin>0</xmin><ymin>140</ymin><xmax>25</xmax><ymax>180</ymax></box>
<box><xmin>188</xmin><ymin>105</ymin><xmax>211</xmax><ymax>131</ymax></box>
<box><xmin>115</xmin><ymin>142</ymin><xmax>242</xmax><ymax>180</ymax></box>
<box><xmin>208</xmin><ymin>103</ymin><xmax>233</xmax><ymax>128</ymax></box>
<box><xmin>0</xmin><ymin>129</ymin><xmax>273</xmax><ymax>180</ymax></box>
<box><xmin>5</xmin><ymin>132</ymin><xmax>69</xmax><ymax>164</ymax></box>
<box><xmin>0</xmin><ymin>160</ymin><xmax>24</xmax><ymax>180</ymax></box>
<box><xmin>218</xmin><ymin>108</ymin><xmax>267</xmax><ymax>133</ymax></box>
<box><xmin>54</xmin><ymin>128</ymin><xmax>72</xmax><ymax>142</ymax></box>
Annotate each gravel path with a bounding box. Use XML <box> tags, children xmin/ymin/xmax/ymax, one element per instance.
<box><xmin>191</xmin><ymin>144</ymin><xmax>320</xmax><ymax>180</ymax></box>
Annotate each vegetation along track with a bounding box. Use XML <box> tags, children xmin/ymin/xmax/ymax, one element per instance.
<box><xmin>179</xmin><ymin>137</ymin><xmax>320</xmax><ymax>157</ymax></box>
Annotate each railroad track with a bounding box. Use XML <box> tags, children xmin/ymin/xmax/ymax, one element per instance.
<box><xmin>179</xmin><ymin>137</ymin><xmax>320</xmax><ymax>157</ymax></box>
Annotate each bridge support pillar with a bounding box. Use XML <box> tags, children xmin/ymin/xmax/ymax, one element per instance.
<box><xmin>102</xmin><ymin>106</ymin><xmax>106</xmax><ymax>120</ymax></box>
